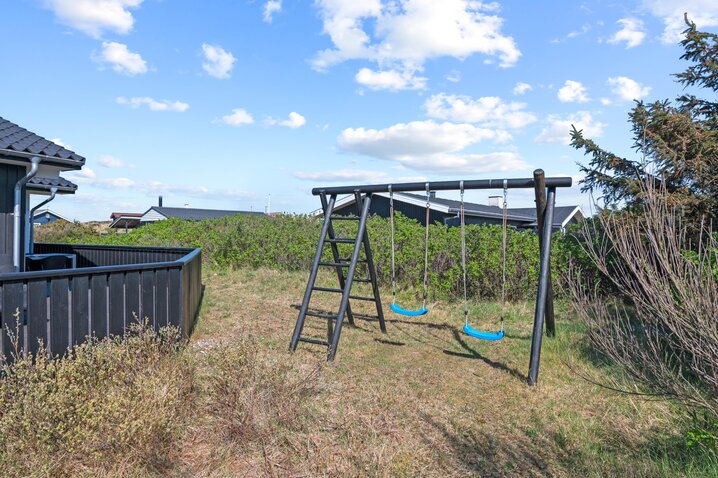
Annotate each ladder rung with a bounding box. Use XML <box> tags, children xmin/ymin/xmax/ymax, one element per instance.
<box><xmin>329</xmin><ymin>215</ymin><xmax>360</xmax><ymax>221</ymax></box>
<box><xmin>311</xmin><ymin>287</ymin><xmax>375</xmax><ymax>302</ymax></box>
<box><xmin>305</xmin><ymin>310</ymin><xmax>338</xmax><ymax>320</ymax></box>
<box><xmin>318</xmin><ymin>262</ymin><xmax>349</xmax><ymax>267</ymax></box>
<box><xmin>351</xmin><ymin>278</ymin><xmax>372</xmax><ymax>283</ymax></box>
<box><xmin>326</xmin><ymin>238</ymin><xmax>355</xmax><ymax>244</ymax></box>
<box><xmin>298</xmin><ymin>337</ymin><xmax>330</xmax><ymax>346</ymax></box>
<box><xmin>312</xmin><ymin>286</ymin><xmax>343</xmax><ymax>293</ymax></box>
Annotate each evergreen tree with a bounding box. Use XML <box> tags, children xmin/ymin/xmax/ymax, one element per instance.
<box><xmin>571</xmin><ymin>17</ymin><xmax>718</xmax><ymax>225</ymax></box>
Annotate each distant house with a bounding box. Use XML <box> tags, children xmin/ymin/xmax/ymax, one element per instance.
<box><xmin>140</xmin><ymin>206</ymin><xmax>264</xmax><ymax>225</ymax></box>
<box><xmin>109</xmin><ymin>212</ymin><xmax>143</xmax><ymax>230</ymax></box>
<box><xmin>32</xmin><ymin>208</ymin><xmax>70</xmax><ymax>226</ymax></box>
<box><xmin>323</xmin><ymin>192</ymin><xmax>583</xmax><ymax>232</ymax></box>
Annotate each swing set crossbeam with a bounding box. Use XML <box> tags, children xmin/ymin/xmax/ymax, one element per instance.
<box><xmin>312</xmin><ymin>177</ymin><xmax>572</xmax><ymax>196</ymax></box>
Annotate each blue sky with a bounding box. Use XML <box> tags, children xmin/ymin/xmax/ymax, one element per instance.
<box><xmin>3</xmin><ymin>0</ymin><xmax>717</xmax><ymax>221</ymax></box>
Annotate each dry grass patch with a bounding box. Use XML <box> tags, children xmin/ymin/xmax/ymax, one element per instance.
<box><xmin>183</xmin><ymin>267</ymin><xmax>711</xmax><ymax>476</ymax></box>
<box><xmin>0</xmin><ymin>323</ymin><xmax>194</xmax><ymax>478</ymax></box>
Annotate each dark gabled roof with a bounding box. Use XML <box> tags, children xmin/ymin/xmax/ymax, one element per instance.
<box><xmin>27</xmin><ymin>176</ymin><xmax>78</xmax><ymax>194</ymax></box>
<box><xmin>149</xmin><ymin>207</ymin><xmax>265</xmax><ymax>221</ymax></box>
<box><xmin>401</xmin><ymin>192</ymin><xmax>534</xmax><ymax>222</ymax></box>
<box><xmin>398</xmin><ymin>193</ymin><xmax>582</xmax><ymax>228</ymax></box>
<box><xmin>0</xmin><ymin>117</ymin><xmax>85</xmax><ymax>167</ymax></box>
<box><xmin>110</xmin><ymin>212</ymin><xmax>143</xmax><ymax>219</ymax></box>
<box><xmin>509</xmin><ymin>206</ymin><xmax>582</xmax><ymax>227</ymax></box>
<box><xmin>31</xmin><ymin>209</ymin><xmax>71</xmax><ymax>222</ymax></box>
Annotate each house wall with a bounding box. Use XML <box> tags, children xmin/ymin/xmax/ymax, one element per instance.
<box><xmin>33</xmin><ymin>212</ymin><xmax>62</xmax><ymax>226</ymax></box>
<box><xmin>140</xmin><ymin>208</ymin><xmax>166</xmax><ymax>224</ymax></box>
<box><xmin>333</xmin><ymin>195</ymin><xmax>524</xmax><ymax>228</ymax></box>
<box><xmin>334</xmin><ymin>195</ymin><xmax>452</xmax><ymax>225</ymax></box>
<box><xmin>0</xmin><ymin>163</ymin><xmax>27</xmax><ymax>272</ymax></box>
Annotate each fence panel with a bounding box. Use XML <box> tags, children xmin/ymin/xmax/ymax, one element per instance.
<box><xmin>0</xmin><ymin>246</ymin><xmax>202</xmax><ymax>364</ymax></box>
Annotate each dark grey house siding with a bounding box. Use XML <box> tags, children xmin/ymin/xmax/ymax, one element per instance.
<box><xmin>334</xmin><ymin>195</ymin><xmax>454</xmax><ymax>225</ymax></box>
<box><xmin>0</xmin><ymin>163</ymin><xmax>26</xmax><ymax>273</ymax></box>
<box><xmin>333</xmin><ymin>195</ymin><xmax>519</xmax><ymax>227</ymax></box>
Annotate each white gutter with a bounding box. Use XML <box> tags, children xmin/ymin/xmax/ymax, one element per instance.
<box><xmin>13</xmin><ymin>157</ymin><xmax>41</xmax><ymax>271</ymax></box>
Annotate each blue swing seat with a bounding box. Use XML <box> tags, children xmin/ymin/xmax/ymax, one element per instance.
<box><xmin>463</xmin><ymin>323</ymin><xmax>505</xmax><ymax>341</ymax></box>
<box><xmin>391</xmin><ymin>303</ymin><xmax>429</xmax><ymax>316</ymax></box>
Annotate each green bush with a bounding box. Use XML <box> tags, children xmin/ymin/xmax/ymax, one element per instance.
<box><xmin>38</xmin><ymin>213</ymin><xmax>580</xmax><ymax>300</ymax></box>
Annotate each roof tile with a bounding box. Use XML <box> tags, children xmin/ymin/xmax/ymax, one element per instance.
<box><xmin>0</xmin><ymin>117</ymin><xmax>85</xmax><ymax>164</ymax></box>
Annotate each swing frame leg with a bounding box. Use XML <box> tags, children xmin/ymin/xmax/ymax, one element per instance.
<box><xmin>528</xmin><ymin>186</ymin><xmax>555</xmax><ymax>386</ymax></box>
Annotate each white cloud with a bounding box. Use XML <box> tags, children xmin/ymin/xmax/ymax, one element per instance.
<box><xmin>94</xmin><ymin>41</ymin><xmax>147</xmax><ymax>76</ymax></box>
<box><xmin>355</xmin><ymin>67</ymin><xmax>427</xmax><ymax>91</ymax></box>
<box><xmin>608</xmin><ymin>18</ymin><xmax>646</xmax><ymax>48</ymax></box>
<box><xmin>267</xmin><ymin>112</ymin><xmax>306</xmax><ymax>128</ymax></box>
<box><xmin>68</xmin><ymin>171</ymin><xmax>254</xmax><ymax>201</ymax></box>
<box><xmin>424</xmin><ymin>93</ymin><xmax>537</xmax><ymax>129</ymax></box>
<box><xmin>336</xmin><ymin>120</ymin><xmax>528</xmax><ymax>174</ymax></box>
<box><xmin>98</xmin><ymin>154</ymin><xmax>127</xmax><ymax>168</ymax></box>
<box><xmin>445</xmin><ymin>70</ymin><xmax>461</xmax><ymax>83</ymax></box>
<box><xmin>313</xmin><ymin>0</ymin><xmax>521</xmax><ymax>89</ymax></box>
<box><xmin>201</xmin><ymin>43</ymin><xmax>236</xmax><ymax>79</ymax></box>
<box><xmin>535</xmin><ymin>111</ymin><xmax>606</xmax><ymax>144</ymax></box>
<box><xmin>220</xmin><ymin>108</ymin><xmax>254</xmax><ymax>126</ymax></box>
<box><xmin>74</xmin><ymin>167</ymin><xmax>95</xmax><ymax>179</ymax></box>
<box><xmin>643</xmin><ymin>0</ymin><xmax>718</xmax><ymax>44</ymax></box>
<box><xmin>557</xmin><ymin>80</ymin><xmax>590</xmax><ymax>103</ymax></box>
<box><xmin>512</xmin><ymin>82</ymin><xmax>532</xmax><ymax>95</ymax></box>
<box><xmin>607</xmin><ymin>76</ymin><xmax>651</xmax><ymax>101</ymax></box>
<box><xmin>263</xmin><ymin>0</ymin><xmax>282</xmax><ymax>23</ymax></box>
<box><xmin>116</xmin><ymin>96</ymin><xmax>189</xmax><ymax>112</ymax></box>
<box><xmin>42</xmin><ymin>0</ymin><xmax>143</xmax><ymax>38</ymax></box>
<box><xmin>50</xmin><ymin>138</ymin><xmax>72</xmax><ymax>150</ymax></box>
<box><xmin>339</xmin><ymin>121</ymin><xmax>508</xmax><ymax>157</ymax></box>
<box><xmin>600</xmin><ymin>97</ymin><xmax>612</xmax><ymax>106</ymax></box>
<box><xmin>294</xmin><ymin>169</ymin><xmax>393</xmax><ymax>183</ymax></box>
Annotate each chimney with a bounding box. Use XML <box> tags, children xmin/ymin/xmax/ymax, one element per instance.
<box><xmin>184</xmin><ymin>203</ymin><xmax>189</xmax><ymax>208</ymax></box>
<box><xmin>488</xmin><ymin>195</ymin><xmax>501</xmax><ymax>207</ymax></box>
<box><xmin>158</xmin><ymin>195</ymin><xmax>163</xmax><ymax>207</ymax></box>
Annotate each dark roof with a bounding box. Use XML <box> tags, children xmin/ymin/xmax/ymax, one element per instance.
<box><xmin>401</xmin><ymin>193</ymin><xmax>534</xmax><ymax>222</ymax></box>
<box><xmin>0</xmin><ymin>117</ymin><xmax>85</xmax><ymax>167</ymax></box>
<box><xmin>111</xmin><ymin>212</ymin><xmax>143</xmax><ymax>219</ymax></box>
<box><xmin>399</xmin><ymin>193</ymin><xmax>581</xmax><ymax>227</ymax></box>
<box><xmin>506</xmin><ymin>207</ymin><xmax>580</xmax><ymax>226</ymax></box>
<box><xmin>27</xmin><ymin>176</ymin><xmax>78</xmax><ymax>193</ymax></box>
<box><xmin>149</xmin><ymin>207</ymin><xmax>265</xmax><ymax>221</ymax></box>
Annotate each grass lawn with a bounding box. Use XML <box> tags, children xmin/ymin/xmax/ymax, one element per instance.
<box><xmin>181</xmin><ymin>267</ymin><xmax>713</xmax><ymax>477</ymax></box>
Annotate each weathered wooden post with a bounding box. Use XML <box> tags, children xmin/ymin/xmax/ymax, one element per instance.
<box><xmin>533</xmin><ymin>169</ymin><xmax>556</xmax><ymax>337</ymax></box>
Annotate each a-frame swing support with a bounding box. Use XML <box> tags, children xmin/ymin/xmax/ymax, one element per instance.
<box><xmin>290</xmin><ymin>171</ymin><xmax>570</xmax><ymax>386</ymax></box>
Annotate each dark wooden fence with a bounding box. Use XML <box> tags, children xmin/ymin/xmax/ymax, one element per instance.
<box><xmin>0</xmin><ymin>244</ymin><xmax>202</xmax><ymax>362</ymax></box>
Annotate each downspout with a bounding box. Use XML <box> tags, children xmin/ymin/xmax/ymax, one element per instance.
<box><xmin>28</xmin><ymin>186</ymin><xmax>58</xmax><ymax>255</ymax></box>
<box><xmin>13</xmin><ymin>157</ymin><xmax>41</xmax><ymax>271</ymax></box>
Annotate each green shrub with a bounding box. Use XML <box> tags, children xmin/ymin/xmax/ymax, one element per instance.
<box><xmin>0</xmin><ymin>322</ymin><xmax>194</xmax><ymax>477</ymax></box>
<box><xmin>38</xmin><ymin>213</ymin><xmax>581</xmax><ymax>300</ymax></box>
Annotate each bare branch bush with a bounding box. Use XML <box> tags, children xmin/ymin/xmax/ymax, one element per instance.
<box><xmin>566</xmin><ymin>182</ymin><xmax>718</xmax><ymax>420</ymax></box>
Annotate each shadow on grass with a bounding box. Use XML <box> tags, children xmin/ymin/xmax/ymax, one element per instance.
<box><xmin>443</xmin><ymin>328</ymin><xmax>526</xmax><ymax>381</ymax></box>
<box><xmin>420</xmin><ymin>413</ymin><xmax>551</xmax><ymax>476</ymax></box>
<box><xmin>291</xmin><ymin>304</ymin><xmax>525</xmax><ymax>381</ymax></box>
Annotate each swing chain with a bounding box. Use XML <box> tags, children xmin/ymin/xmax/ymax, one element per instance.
<box><xmin>389</xmin><ymin>185</ymin><xmax>396</xmax><ymax>305</ymax></box>
<box><xmin>500</xmin><ymin>179</ymin><xmax>508</xmax><ymax>332</ymax></box>
<box><xmin>460</xmin><ymin>181</ymin><xmax>468</xmax><ymax>325</ymax></box>
<box><xmin>423</xmin><ymin>183</ymin><xmax>430</xmax><ymax>308</ymax></box>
